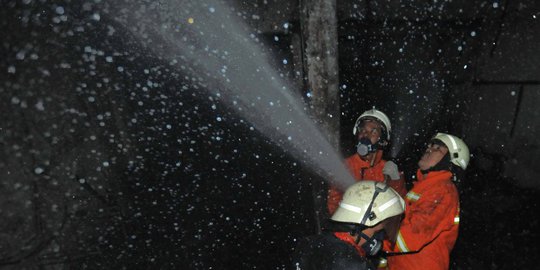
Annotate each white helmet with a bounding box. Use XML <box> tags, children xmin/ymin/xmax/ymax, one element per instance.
<box><xmin>432</xmin><ymin>133</ymin><xmax>470</xmax><ymax>170</ymax></box>
<box><xmin>331</xmin><ymin>181</ymin><xmax>405</xmax><ymax>227</ymax></box>
<box><xmin>352</xmin><ymin>108</ymin><xmax>391</xmax><ymax>141</ymax></box>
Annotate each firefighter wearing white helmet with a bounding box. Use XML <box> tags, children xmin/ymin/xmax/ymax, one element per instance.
<box><xmin>328</xmin><ymin>108</ymin><xmax>406</xmax><ymax>216</ymax></box>
<box><xmin>387</xmin><ymin>133</ymin><xmax>470</xmax><ymax>270</ymax></box>
<box><xmin>293</xmin><ymin>181</ymin><xmax>405</xmax><ymax>270</ymax></box>
<box><xmin>431</xmin><ymin>133</ymin><xmax>470</xmax><ymax>170</ymax></box>
<box><xmin>353</xmin><ymin>108</ymin><xmax>392</xmax><ymax>142</ymax></box>
<box><xmin>332</xmin><ymin>181</ymin><xmax>405</xmax><ymax>243</ymax></box>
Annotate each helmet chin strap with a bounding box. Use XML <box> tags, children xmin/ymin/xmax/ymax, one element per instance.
<box><xmin>369</xmin><ymin>152</ymin><xmax>376</xmax><ymax>167</ymax></box>
<box><xmin>352</xmin><ymin>225</ymin><xmax>365</xmax><ymax>245</ymax></box>
<box><xmin>421</xmin><ymin>153</ymin><xmax>452</xmax><ymax>174</ymax></box>
<box><xmin>356</xmin><ymin>231</ymin><xmax>371</xmax><ymax>245</ymax></box>
<box><xmin>351</xmin><ymin>183</ymin><xmax>389</xmax><ymax>243</ymax></box>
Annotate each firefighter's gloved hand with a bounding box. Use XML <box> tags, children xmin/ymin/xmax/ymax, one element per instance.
<box><xmin>383</xmin><ymin>161</ymin><xmax>400</xmax><ymax>180</ymax></box>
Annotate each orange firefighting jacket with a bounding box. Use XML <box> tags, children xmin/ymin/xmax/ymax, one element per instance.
<box><xmin>386</xmin><ymin>170</ymin><xmax>460</xmax><ymax>270</ymax></box>
<box><xmin>327</xmin><ymin>150</ymin><xmax>407</xmax><ymax>214</ymax></box>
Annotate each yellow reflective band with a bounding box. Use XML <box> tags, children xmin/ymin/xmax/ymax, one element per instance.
<box><xmin>396</xmin><ymin>231</ymin><xmax>410</xmax><ymax>252</ymax></box>
<box><xmin>455</xmin><ymin>207</ymin><xmax>460</xmax><ymax>224</ymax></box>
<box><xmin>377</xmin><ymin>258</ymin><xmax>388</xmax><ymax>268</ymax></box>
<box><xmin>406</xmin><ymin>191</ymin><xmax>420</xmax><ymax>201</ymax></box>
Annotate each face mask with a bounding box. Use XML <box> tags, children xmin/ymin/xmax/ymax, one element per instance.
<box><xmin>357</xmin><ymin>137</ymin><xmax>378</xmax><ymax>156</ymax></box>
<box><xmin>360</xmin><ymin>230</ymin><xmax>385</xmax><ymax>256</ymax></box>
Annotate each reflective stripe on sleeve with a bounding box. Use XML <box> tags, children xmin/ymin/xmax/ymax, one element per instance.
<box><xmin>406</xmin><ymin>191</ymin><xmax>421</xmax><ymax>202</ymax></box>
<box><xmin>396</xmin><ymin>231</ymin><xmax>410</xmax><ymax>252</ymax></box>
<box><xmin>454</xmin><ymin>207</ymin><xmax>460</xmax><ymax>224</ymax></box>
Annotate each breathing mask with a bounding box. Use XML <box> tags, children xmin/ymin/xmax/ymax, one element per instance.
<box><xmin>360</xmin><ymin>230</ymin><xmax>385</xmax><ymax>256</ymax></box>
<box><xmin>357</xmin><ymin>137</ymin><xmax>378</xmax><ymax>156</ymax></box>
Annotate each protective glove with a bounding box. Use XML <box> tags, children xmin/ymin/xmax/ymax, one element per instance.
<box><xmin>382</xmin><ymin>160</ymin><xmax>400</xmax><ymax>180</ymax></box>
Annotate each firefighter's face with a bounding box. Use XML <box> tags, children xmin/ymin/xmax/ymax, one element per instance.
<box><xmin>418</xmin><ymin>141</ymin><xmax>448</xmax><ymax>170</ymax></box>
<box><xmin>357</xmin><ymin>120</ymin><xmax>382</xmax><ymax>145</ymax></box>
<box><xmin>359</xmin><ymin>215</ymin><xmax>402</xmax><ymax>249</ymax></box>
<box><xmin>357</xmin><ymin>222</ymin><xmax>386</xmax><ymax>246</ymax></box>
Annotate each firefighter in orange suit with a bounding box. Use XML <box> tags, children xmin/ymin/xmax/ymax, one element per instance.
<box><xmin>385</xmin><ymin>133</ymin><xmax>470</xmax><ymax>270</ymax></box>
<box><xmin>293</xmin><ymin>181</ymin><xmax>405</xmax><ymax>270</ymax></box>
<box><xmin>327</xmin><ymin>109</ymin><xmax>407</xmax><ymax>215</ymax></box>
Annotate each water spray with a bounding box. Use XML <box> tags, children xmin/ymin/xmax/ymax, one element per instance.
<box><xmin>109</xmin><ymin>0</ymin><xmax>355</xmax><ymax>190</ymax></box>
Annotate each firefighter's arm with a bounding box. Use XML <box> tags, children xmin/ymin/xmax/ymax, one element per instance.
<box><xmin>382</xmin><ymin>161</ymin><xmax>407</xmax><ymax>198</ymax></box>
<box><xmin>327</xmin><ymin>185</ymin><xmax>343</xmax><ymax>215</ymax></box>
<box><xmin>391</xmin><ymin>189</ymin><xmax>454</xmax><ymax>253</ymax></box>
<box><xmin>385</xmin><ymin>172</ymin><xmax>407</xmax><ymax>198</ymax></box>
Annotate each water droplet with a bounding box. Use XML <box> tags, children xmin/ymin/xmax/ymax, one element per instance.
<box><xmin>35</xmin><ymin>100</ymin><xmax>45</xmax><ymax>111</ymax></box>
<box><xmin>34</xmin><ymin>167</ymin><xmax>44</xmax><ymax>174</ymax></box>
<box><xmin>55</xmin><ymin>6</ymin><xmax>65</xmax><ymax>15</ymax></box>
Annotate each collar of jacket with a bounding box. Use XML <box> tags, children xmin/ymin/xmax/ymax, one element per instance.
<box><xmin>416</xmin><ymin>169</ymin><xmax>452</xmax><ymax>183</ymax></box>
<box><xmin>333</xmin><ymin>232</ymin><xmax>365</xmax><ymax>257</ymax></box>
<box><xmin>354</xmin><ymin>150</ymin><xmax>384</xmax><ymax>168</ymax></box>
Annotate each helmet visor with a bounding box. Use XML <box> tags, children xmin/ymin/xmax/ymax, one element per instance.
<box><xmin>428</xmin><ymin>138</ymin><xmax>445</xmax><ymax>148</ymax></box>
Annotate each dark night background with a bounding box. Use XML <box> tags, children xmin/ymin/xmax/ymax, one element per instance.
<box><xmin>1</xmin><ymin>0</ymin><xmax>539</xmax><ymax>269</ymax></box>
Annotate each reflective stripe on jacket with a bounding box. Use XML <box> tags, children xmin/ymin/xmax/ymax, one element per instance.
<box><xmin>387</xmin><ymin>170</ymin><xmax>460</xmax><ymax>270</ymax></box>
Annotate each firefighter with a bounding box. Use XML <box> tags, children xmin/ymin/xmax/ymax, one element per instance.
<box><xmin>327</xmin><ymin>108</ymin><xmax>406</xmax><ymax>215</ymax></box>
<box><xmin>293</xmin><ymin>181</ymin><xmax>405</xmax><ymax>270</ymax></box>
<box><xmin>385</xmin><ymin>133</ymin><xmax>470</xmax><ymax>270</ymax></box>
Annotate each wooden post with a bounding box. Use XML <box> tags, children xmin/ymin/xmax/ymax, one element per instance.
<box><xmin>299</xmin><ymin>0</ymin><xmax>340</xmax><ymax>233</ymax></box>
